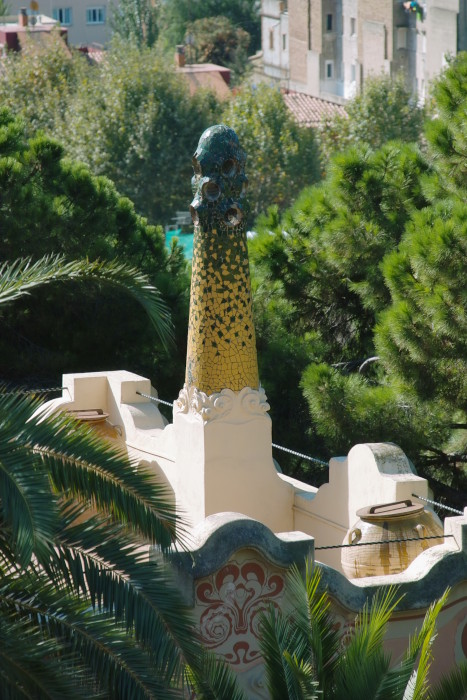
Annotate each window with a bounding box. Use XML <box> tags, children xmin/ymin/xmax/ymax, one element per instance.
<box><xmin>52</xmin><ymin>7</ymin><xmax>72</xmax><ymax>24</ymax></box>
<box><xmin>269</xmin><ymin>28</ymin><xmax>274</xmax><ymax>50</ymax></box>
<box><xmin>325</xmin><ymin>60</ymin><xmax>333</xmax><ymax>79</ymax></box>
<box><xmin>397</xmin><ymin>27</ymin><xmax>407</xmax><ymax>49</ymax></box>
<box><xmin>86</xmin><ymin>6</ymin><xmax>105</xmax><ymax>24</ymax></box>
<box><xmin>326</xmin><ymin>13</ymin><xmax>333</xmax><ymax>31</ymax></box>
<box><xmin>350</xmin><ymin>17</ymin><xmax>356</xmax><ymax>36</ymax></box>
<box><xmin>282</xmin><ymin>33</ymin><xmax>287</xmax><ymax>50</ymax></box>
<box><xmin>351</xmin><ymin>63</ymin><xmax>356</xmax><ymax>82</ymax></box>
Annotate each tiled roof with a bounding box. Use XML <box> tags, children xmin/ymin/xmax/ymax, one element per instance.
<box><xmin>283</xmin><ymin>90</ymin><xmax>347</xmax><ymax>128</ymax></box>
<box><xmin>177</xmin><ymin>64</ymin><xmax>231</xmax><ymax>100</ymax></box>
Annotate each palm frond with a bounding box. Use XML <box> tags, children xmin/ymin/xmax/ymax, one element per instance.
<box><xmin>429</xmin><ymin>661</ymin><xmax>467</xmax><ymax>700</ymax></box>
<box><xmin>185</xmin><ymin>650</ymin><xmax>248</xmax><ymax>700</ymax></box>
<box><xmin>332</xmin><ymin>587</ymin><xmax>401</xmax><ymax>700</ymax></box>
<box><xmin>286</xmin><ymin>562</ymin><xmax>340</xmax><ymax>691</ymax></box>
<box><xmin>0</xmin><ymin>391</ymin><xmax>60</xmax><ymax>567</ymax></box>
<box><xmin>400</xmin><ymin>590</ymin><xmax>450</xmax><ymax>700</ymax></box>
<box><xmin>17</xmin><ymin>402</ymin><xmax>180</xmax><ymax>547</ymax></box>
<box><xmin>0</xmin><ymin>571</ymin><xmax>184</xmax><ymax>700</ymax></box>
<box><xmin>43</xmin><ymin>514</ymin><xmax>200</xmax><ymax>681</ymax></box>
<box><xmin>0</xmin><ymin>254</ymin><xmax>173</xmax><ymax>347</ymax></box>
<box><xmin>283</xmin><ymin>651</ymin><xmax>320</xmax><ymax>700</ymax></box>
<box><xmin>352</xmin><ymin>586</ymin><xmax>402</xmax><ymax>657</ymax></box>
<box><xmin>259</xmin><ymin>604</ymin><xmax>309</xmax><ymax>700</ymax></box>
<box><xmin>0</xmin><ymin>609</ymin><xmax>92</xmax><ymax>700</ymax></box>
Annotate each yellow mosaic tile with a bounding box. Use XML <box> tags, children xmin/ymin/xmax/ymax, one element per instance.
<box><xmin>185</xmin><ymin>125</ymin><xmax>259</xmax><ymax>395</ymax></box>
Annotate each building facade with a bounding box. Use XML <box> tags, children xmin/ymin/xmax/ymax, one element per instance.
<box><xmin>261</xmin><ymin>0</ymin><xmax>467</xmax><ymax>103</ymax></box>
<box><xmin>7</xmin><ymin>0</ymin><xmax>111</xmax><ymax>46</ymax></box>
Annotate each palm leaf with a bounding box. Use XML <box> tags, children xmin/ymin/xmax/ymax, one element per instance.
<box><xmin>260</xmin><ymin>603</ymin><xmax>309</xmax><ymax>700</ymax></box>
<box><xmin>331</xmin><ymin>586</ymin><xmax>401</xmax><ymax>700</ymax></box>
<box><xmin>0</xmin><ymin>609</ymin><xmax>91</xmax><ymax>700</ymax></box>
<box><xmin>398</xmin><ymin>590</ymin><xmax>450</xmax><ymax>700</ymax></box>
<box><xmin>0</xmin><ymin>391</ymin><xmax>61</xmax><ymax>567</ymax></box>
<box><xmin>185</xmin><ymin>650</ymin><xmax>248</xmax><ymax>700</ymax></box>
<box><xmin>0</xmin><ymin>254</ymin><xmax>173</xmax><ymax>347</ymax></box>
<box><xmin>43</xmin><ymin>514</ymin><xmax>200</xmax><ymax>682</ymax></box>
<box><xmin>16</xmin><ymin>401</ymin><xmax>180</xmax><ymax>548</ymax></box>
<box><xmin>283</xmin><ymin>651</ymin><xmax>320</xmax><ymax>699</ymax></box>
<box><xmin>286</xmin><ymin>562</ymin><xmax>340</xmax><ymax>692</ymax></box>
<box><xmin>0</xmin><ymin>571</ymin><xmax>184</xmax><ymax>700</ymax></box>
<box><xmin>429</xmin><ymin>661</ymin><xmax>467</xmax><ymax>700</ymax></box>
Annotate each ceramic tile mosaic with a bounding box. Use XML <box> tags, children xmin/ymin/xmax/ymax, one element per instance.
<box><xmin>186</xmin><ymin>125</ymin><xmax>259</xmax><ymax>395</ymax></box>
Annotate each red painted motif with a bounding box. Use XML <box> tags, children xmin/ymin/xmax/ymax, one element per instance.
<box><xmin>196</xmin><ymin>560</ymin><xmax>285</xmax><ymax>666</ymax></box>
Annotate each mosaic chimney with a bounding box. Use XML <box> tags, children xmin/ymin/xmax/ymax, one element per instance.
<box><xmin>185</xmin><ymin>124</ymin><xmax>259</xmax><ymax>396</ymax></box>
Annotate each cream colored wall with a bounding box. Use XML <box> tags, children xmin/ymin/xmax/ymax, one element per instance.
<box><xmin>42</xmin><ymin>372</ymin><xmax>453</xmax><ymax>581</ymax></box>
<box><xmin>280</xmin><ymin>443</ymin><xmax>431</xmax><ymax>572</ymax></box>
<box><xmin>172</xmin><ymin>388</ymin><xmax>295</xmax><ymax>533</ymax></box>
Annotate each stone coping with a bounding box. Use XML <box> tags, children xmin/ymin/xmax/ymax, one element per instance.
<box><xmin>167</xmin><ymin>512</ymin><xmax>314</xmax><ymax>604</ymax></box>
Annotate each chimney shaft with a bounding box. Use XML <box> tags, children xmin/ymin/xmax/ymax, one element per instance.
<box><xmin>19</xmin><ymin>8</ymin><xmax>28</xmax><ymax>27</ymax></box>
<box><xmin>185</xmin><ymin>125</ymin><xmax>259</xmax><ymax>395</ymax></box>
<box><xmin>175</xmin><ymin>44</ymin><xmax>185</xmax><ymax>68</ymax></box>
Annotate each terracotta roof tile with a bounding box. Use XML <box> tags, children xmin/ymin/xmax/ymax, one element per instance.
<box><xmin>283</xmin><ymin>90</ymin><xmax>347</xmax><ymax>128</ymax></box>
<box><xmin>178</xmin><ymin>66</ymin><xmax>231</xmax><ymax>100</ymax></box>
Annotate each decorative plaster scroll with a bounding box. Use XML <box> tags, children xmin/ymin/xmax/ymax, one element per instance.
<box><xmin>195</xmin><ymin>555</ymin><xmax>285</xmax><ymax>672</ymax></box>
<box><xmin>174</xmin><ymin>384</ymin><xmax>270</xmax><ymax>423</ymax></box>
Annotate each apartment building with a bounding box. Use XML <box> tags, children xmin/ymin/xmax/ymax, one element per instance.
<box><xmin>8</xmin><ymin>0</ymin><xmax>111</xmax><ymax>46</ymax></box>
<box><xmin>261</xmin><ymin>0</ymin><xmax>467</xmax><ymax>103</ymax></box>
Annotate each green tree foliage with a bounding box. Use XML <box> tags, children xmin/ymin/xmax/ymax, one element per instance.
<box><xmin>0</xmin><ymin>255</ymin><xmax>201</xmax><ymax>698</ymax></box>
<box><xmin>222</xmin><ymin>83</ymin><xmax>320</xmax><ymax>225</ymax></box>
<box><xmin>0</xmin><ymin>37</ymin><xmax>220</xmax><ymax>226</ymax></box>
<box><xmin>0</xmin><ymin>109</ymin><xmax>188</xmax><ymax>399</ymax></box>
<box><xmin>250</xmin><ymin>56</ymin><xmax>467</xmax><ymax>501</ymax></box>
<box><xmin>370</xmin><ymin>54</ymin><xmax>467</xmax><ymax>490</ymax></box>
<box><xmin>320</xmin><ymin>73</ymin><xmax>424</xmax><ymax>163</ymax></box>
<box><xmin>160</xmin><ymin>0</ymin><xmax>261</xmax><ymax>55</ymax></box>
<box><xmin>185</xmin><ymin>15</ymin><xmax>251</xmax><ymax>85</ymax></box>
<box><xmin>59</xmin><ymin>40</ymin><xmax>220</xmax><ymax>225</ymax></box>
<box><xmin>0</xmin><ymin>30</ymin><xmax>87</xmax><ymax>133</ymax></box>
<box><xmin>377</xmin><ymin>199</ymin><xmax>467</xmax><ymax>412</ymax></box>
<box><xmin>110</xmin><ymin>0</ymin><xmax>159</xmax><ymax>47</ymax></box>
<box><xmin>249</xmin><ymin>143</ymin><xmax>431</xmax><ymax>471</ymax></box>
<box><xmin>425</xmin><ymin>52</ymin><xmax>467</xmax><ymax>195</ymax></box>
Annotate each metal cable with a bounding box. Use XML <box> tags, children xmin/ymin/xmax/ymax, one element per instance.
<box><xmin>136</xmin><ymin>391</ymin><xmax>329</xmax><ymax>464</ymax></box>
<box><xmin>315</xmin><ymin>534</ymin><xmax>453</xmax><ymax>551</ymax></box>
<box><xmin>272</xmin><ymin>443</ymin><xmax>328</xmax><ymax>466</ymax></box>
<box><xmin>412</xmin><ymin>493</ymin><xmax>463</xmax><ymax>515</ymax></box>
<box><xmin>136</xmin><ymin>391</ymin><xmax>174</xmax><ymax>407</ymax></box>
<box><xmin>18</xmin><ymin>388</ymin><xmax>458</xmax><ymax>514</ymax></box>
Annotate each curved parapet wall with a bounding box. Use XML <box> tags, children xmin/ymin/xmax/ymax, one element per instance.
<box><xmin>168</xmin><ymin>513</ymin><xmax>314</xmax><ymax>700</ymax></box>
<box><xmin>168</xmin><ymin>510</ymin><xmax>467</xmax><ymax>694</ymax></box>
<box><xmin>185</xmin><ymin>124</ymin><xmax>259</xmax><ymax>395</ymax></box>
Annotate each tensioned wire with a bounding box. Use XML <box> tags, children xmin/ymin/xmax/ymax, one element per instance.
<box><xmin>1</xmin><ymin>386</ymin><xmax>464</xmax><ymax>517</ymax></box>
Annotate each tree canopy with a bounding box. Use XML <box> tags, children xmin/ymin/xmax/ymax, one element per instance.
<box><xmin>0</xmin><ymin>109</ymin><xmax>188</xmax><ymax>400</ymax></box>
<box><xmin>185</xmin><ymin>15</ymin><xmax>251</xmax><ymax>84</ymax></box>
<box><xmin>0</xmin><ymin>38</ymin><xmax>221</xmax><ymax>226</ymax></box>
<box><xmin>221</xmin><ymin>83</ymin><xmax>321</xmax><ymax>225</ymax></box>
<box><xmin>250</xmin><ymin>53</ymin><xmax>467</xmax><ymax>502</ymax></box>
<box><xmin>319</xmin><ymin>73</ymin><xmax>425</xmax><ymax>164</ymax></box>
<box><xmin>160</xmin><ymin>0</ymin><xmax>261</xmax><ymax>54</ymax></box>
